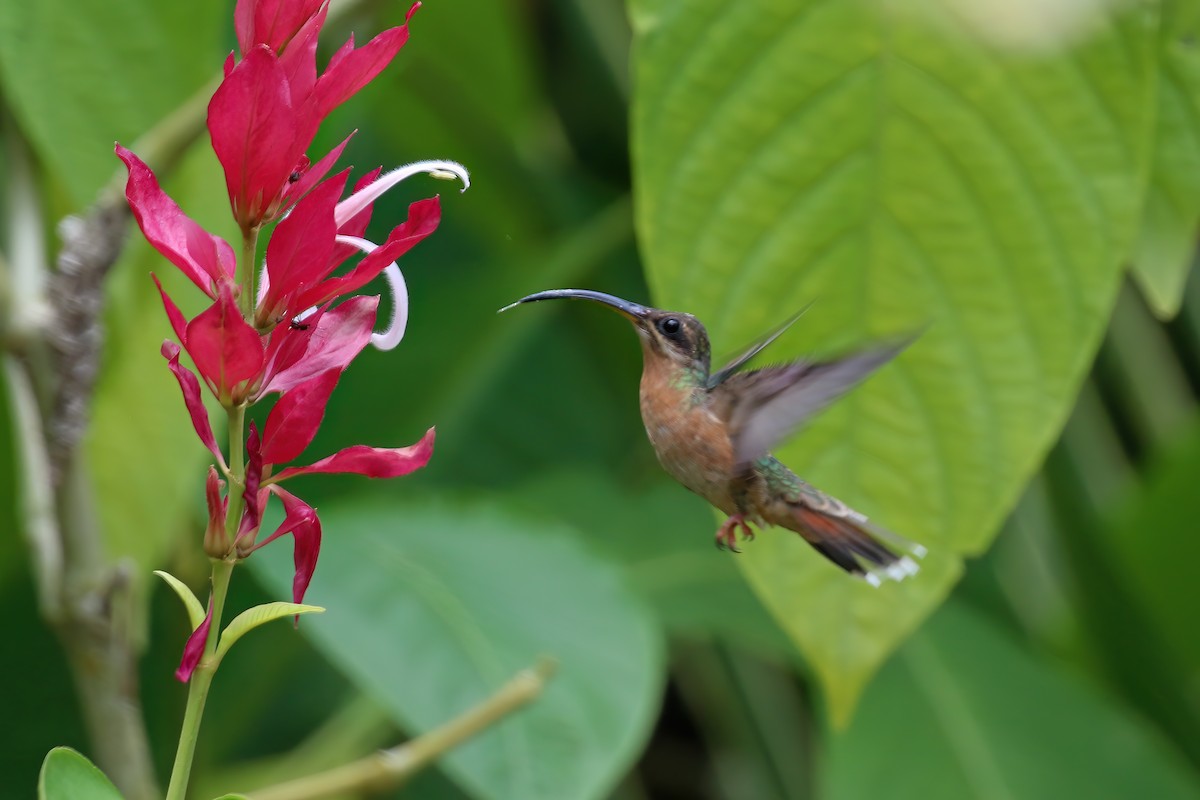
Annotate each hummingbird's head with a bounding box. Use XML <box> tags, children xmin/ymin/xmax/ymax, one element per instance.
<box><xmin>500</xmin><ymin>288</ymin><xmax>712</xmax><ymax>375</ymax></box>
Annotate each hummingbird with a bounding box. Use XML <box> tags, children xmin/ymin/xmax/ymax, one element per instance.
<box><xmin>501</xmin><ymin>288</ymin><xmax>925</xmax><ymax>585</ymax></box>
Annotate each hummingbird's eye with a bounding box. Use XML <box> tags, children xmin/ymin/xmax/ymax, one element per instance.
<box><xmin>659</xmin><ymin>317</ymin><xmax>682</xmax><ymax>337</ymax></box>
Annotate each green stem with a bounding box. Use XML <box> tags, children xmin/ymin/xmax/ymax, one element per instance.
<box><xmin>165</xmin><ymin>558</ymin><xmax>235</xmax><ymax>800</ymax></box>
<box><xmin>240</xmin><ymin>227</ymin><xmax>260</xmax><ymax>320</ymax></box>
<box><xmin>166</xmin><ymin>403</ymin><xmax>247</xmax><ymax>800</ymax></box>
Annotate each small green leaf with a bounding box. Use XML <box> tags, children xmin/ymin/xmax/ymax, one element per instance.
<box><xmin>153</xmin><ymin>569</ymin><xmax>206</xmax><ymax>630</ymax></box>
<box><xmin>215</xmin><ymin>602</ymin><xmax>325</xmax><ymax>663</ymax></box>
<box><xmin>38</xmin><ymin>747</ymin><xmax>124</xmax><ymax>800</ymax></box>
<box><xmin>251</xmin><ymin>499</ymin><xmax>664</xmax><ymax>800</ymax></box>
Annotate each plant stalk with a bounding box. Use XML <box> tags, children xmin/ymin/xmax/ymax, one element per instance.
<box><xmin>166</xmin><ymin>400</ymin><xmax>246</xmax><ymax>800</ymax></box>
<box><xmin>240</xmin><ymin>227</ymin><xmax>260</xmax><ymax>320</ymax></box>
<box><xmin>165</xmin><ymin>557</ymin><xmax>236</xmax><ymax>800</ymax></box>
<box><xmin>248</xmin><ymin>658</ymin><xmax>557</xmax><ymax>800</ymax></box>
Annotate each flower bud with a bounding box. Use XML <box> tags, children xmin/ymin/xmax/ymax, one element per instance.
<box><xmin>203</xmin><ymin>466</ymin><xmax>231</xmax><ymax>558</ymax></box>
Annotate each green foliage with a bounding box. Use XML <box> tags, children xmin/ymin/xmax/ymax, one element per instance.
<box><xmin>1097</xmin><ymin>420</ymin><xmax>1200</xmax><ymax>720</ymax></box>
<box><xmin>153</xmin><ymin>570</ymin><xmax>206</xmax><ymax>630</ymax></box>
<box><xmin>1132</xmin><ymin>1</ymin><xmax>1200</xmax><ymax>317</ymax></box>
<box><xmin>215</xmin><ymin>603</ymin><xmax>325</xmax><ymax>663</ymax></box>
<box><xmin>39</xmin><ymin>747</ymin><xmax>124</xmax><ymax>800</ymax></box>
<box><xmin>511</xmin><ymin>469</ymin><xmax>793</xmax><ymax>655</ymax></box>
<box><xmin>0</xmin><ymin>0</ymin><xmax>222</xmax><ymax>205</ymax></box>
<box><xmin>629</xmin><ymin>0</ymin><xmax>1169</xmax><ymax>720</ymax></box>
<box><xmin>251</xmin><ymin>500</ymin><xmax>664</xmax><ymax>800</ymax></box>
<box><xmin>3</xmin><ymin>0</ymin><xmax>1200</xmax><ymax>798</ymax></box>
<box><xmin>824</xmin><ymin>602</ymin><xmax>1200</xmax><ymax>800</ymax></box>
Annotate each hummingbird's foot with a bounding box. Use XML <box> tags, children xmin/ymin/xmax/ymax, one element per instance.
<box><xmin>715</xmin><ymin>514</ymin><xmax>755</xmax><ymax>553</ymax></box>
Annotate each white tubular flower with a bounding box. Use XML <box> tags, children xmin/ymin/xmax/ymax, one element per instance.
<box><xmin>255</xmin><ymin>158</ymin><xmax>468</xmax><ymax>342</ymax></box>
<box><xmin>336</xmin><ymin>235</ymin><xmax>408</xmax><ymax>351</ymax></box>
<box><xmin>334</xmin><ymin>160</ymin><xmax>470</xmax><ymax>228</ymax></box>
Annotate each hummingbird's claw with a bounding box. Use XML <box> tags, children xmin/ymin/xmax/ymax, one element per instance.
<box><xmin>715</xmin><ymin>536</ymin><xmax>741</xmax><ymax>554</ymax></box>
<box><xmin>715</xmin><ymin>514</ymin><xmax>754</xmax><ymax>553</ymax></box>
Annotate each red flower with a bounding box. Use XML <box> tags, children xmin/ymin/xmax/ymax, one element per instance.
<box><xmin>246</xmin><ymin>485</ymin><xmax>322</xmax><ymax>606</ymax></box>
<box><xmin>233</xmin><ymin>430</ymin><xmax>435</xmax><ymax>607</ymax></box>
<box><xmin>234</xmin><ymin>0</ymin><xmax>325</xmax><ymax>56</ymax></box>
<box><xmin>273</xmin><ymin>427</ymin><xmax>435</xmax><ymax>482</ymax></box>
<box><xmin>211</xmin><ymin>0</ymin><xmax>421</xmax><ymax>230</ymax></box>
<box><xmin>254</xmin><ymin>173</ymin><xmax>442</xmax><ymax>331</ymax></box>
<box><xmin>118</xmin><ymin>0</ymin><xmax>468</xmax><ymax>678</ymax></box>
<box><xmin>117</xmin><ymin>146</ymin><xmax>236</xmax><ymax>300</ymax></box>
<box><xmin>156</xmin><ymin>282</ymin><xmax>264</xmax><ymax>406</ymax></box>
<box><xmin>203</xmin><ymin>467</ymin><xmax>229</xmax><ymax>558</ymax></box>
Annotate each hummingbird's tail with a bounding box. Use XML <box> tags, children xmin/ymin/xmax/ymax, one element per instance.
<box><xmin>790</xmin><ymin>505</ymin><xmax>926</xmax><ymax>586</ymax></box>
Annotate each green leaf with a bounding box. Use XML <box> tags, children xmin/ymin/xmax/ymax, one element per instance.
<box><xmin>512</xmin><ymin>469</ymin><xmax>793</xmax><ymax>655</ymax></box>
<box><xmin>215</xmin><ymin>602</ymin><xmax>325</xmax><ymax>663</ymax></box>
<box><xmin>38</xmin><ymin>747</ymin><xmax>124</xmax><ymax>800</ymax></box>
<box><xmin>1102</xmin><ymin>420</ymin><xmax>1200</xmax><ymax>691</ymax></box>
<box><xmin>251</xmin><ymin>499</ymin><xmax>663</xmax><ymax>800</ymax></box>
<box><xmin>823</xmin><ymin>602</ymin><xmax>1200</xmax><ymax>800</ymax></box>
<box><xmin>1131</xmin><ymin>7</ymin><xmax>1200</xmax><ymax>318</ymax></box>
<box><xmin>631</xmin><ymin>0</ymin><xmax>1155</xmax><ymax>721</ymax></box>
<box><xmin>0</xmin><ymin>0</ymin><xmax>222</xmax><ymax>205</ymax></box>
<box><xmin>153</xmin><ymin>569</ymin><xmax>206</xmax><ymax>630</ymax></box>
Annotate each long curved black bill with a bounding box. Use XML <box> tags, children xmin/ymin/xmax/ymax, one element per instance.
<box><xmin>498</xmin><ymin>288</ymin><xmax>650</xmax><ymax>321</ymax></box>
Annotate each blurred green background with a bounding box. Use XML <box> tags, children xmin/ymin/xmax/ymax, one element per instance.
<box><xmin>3</xmin><ymin>0</ymin><xmax>1200</xmax><ymax>798</ymax></box>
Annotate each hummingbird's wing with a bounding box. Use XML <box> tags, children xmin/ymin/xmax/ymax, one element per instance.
<box><xmin>713</xmin><ymin>337</ymin><xmax>913</xmax><ymax>470</ymax></box>
<box><xmin>706</xmin><ymin>304</ymin><xmax>812</xmax><ymax>390</ymax></box>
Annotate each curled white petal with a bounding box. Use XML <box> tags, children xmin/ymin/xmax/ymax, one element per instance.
<box><xmin>372</xmin><ymin>263</ymin><xmax>409</xmax><ymax>351</ymax></box>
<box><xmin>334</xmin><ymin>159</ymin><xmax>470</xmax><ymax>228</ymax></box>
<box><xmin>336</xmin><ymin>234</ymin><xmax>408</xmax><ymax>351</ymax></box>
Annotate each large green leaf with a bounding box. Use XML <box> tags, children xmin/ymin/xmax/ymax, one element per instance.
<box><xmin>251</xmin><ymin>499</ymin><xmax>663</xmax><ymax>800</ymax></box>
<box><xmin>38</xmin><ymin>747</ymin><xmax>123</xmax><ymax>800</ymax></box>
<box><xmin>0</xmin><ymin>0</ymin><xmax>222</xmax><ymax>205</ymax></box>
<box><xmin>630</xmin><ymin>0</ymin><xmax>1154</xmax><ymax>721</ymax></box>
<box><xmin>824</xmin><ymin>602</ymin><xmax>1200</xmax><ymax>800</ymax></box>
<box><xmin>1132</xmin><ymin>3</ymin><xmax>1200</xmax><ymax>318</ymax></box>
<box><xmin>512</xmin><ymin>469</ymin><xmax>792</xmax><ymax>655</ymax></box>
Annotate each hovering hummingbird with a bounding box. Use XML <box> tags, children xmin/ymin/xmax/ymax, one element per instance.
<box><xmin>501</xmin><ymin>288</ymin><xmax>925</xmax><ymax>585</ymax></box>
